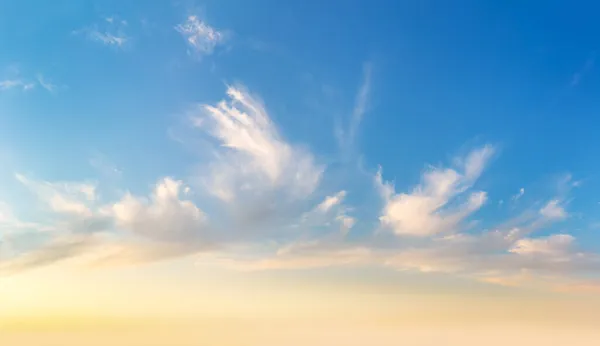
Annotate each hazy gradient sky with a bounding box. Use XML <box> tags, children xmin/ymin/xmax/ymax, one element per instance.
<box><xmin>2</xmin><ymin>0</ymin><xmax>600</xmax><ymax>345</ymax></box>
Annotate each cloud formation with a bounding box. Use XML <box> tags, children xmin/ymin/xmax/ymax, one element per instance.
<box><xmin>1</xmin><ymin>83</ymin><xmax>599</xmax><ymax>294</ymax></box>
<box><xmin>0</xmin><ymin>71</ymin><xmax>58</xmax><ymax>93</ymax></box>
<box><xmin>36</xmin><ymin>75</ymin><xmax>57</xmax><ymax>92</ymax></box>
<box><xmin>336</xmin><ymin>62</ymin><xmax>372</xmax><ymax>154</ymax></box>
<box><xmin>112</xmin><ymin>178</ymin><xmax>208</xmax><ymax>244</ymax></box>
<box><xmin>511</xmin><ymin>187</ymin><xmax>525</xmax><ymax>201</ymax></box>
<box><xmin>76</xmin><ymin>17</ymin><xmax>129</xmax><ymax>48</ymax></box>
<box><xmin>300</xmin><ymin>191</ymin><xmax>355</xmax><ymax>234</ymax></box>
<box><xmin>510</xmin><ymin>234</ymin><xmax>574</xmax><ymax>256</ymax></box>
<box><xmin>175</xmin><ymin>16</ymin><xmax>225</xmax><ymax>58</ymax></box>
<box><xmin>16</xmin><ymin>174</ymin><xmax>96</xmax><ymax>216</ymax></box>
<box><xmin>191</xmin><ymin>85</ymin><xmax>323</xmax><ymax>208</ymax></box>
<box><xmin>0</xmin><ymin>84</ymin><xmax>324</xmax><ymax>273</ymax></box>
<box><xmin>377</xmin><ymin>145</ymin><xmax>494</xmax><ymax>236</ymax></box>
<box><xmin>0</xmin><ymin>79</ymin><xmax>35</xmax><ymax>91</ymax></box>
<box><xmin>206</xmin><ymin>142</ymin><xmax>600</xmax><ymax>293</ymax></box>
<box><xmin>539</xmin><ymin>199</ymin><xmax>568</xmax><ymax>220</ymax></box>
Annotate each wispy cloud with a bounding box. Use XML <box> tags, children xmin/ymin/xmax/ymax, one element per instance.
<box><xmin>76</xmin><ymin>16</ymin><xmax>129</xmax><ymax>48</ymax></box>
<box><xmin>36</xmin><ymin>75</ymin><xmax>57</xmax><ymax>92</ymax></box>
<box><xmin>570</xmin><ymin>53</ymin><xmax>596</xmax><ymax>87</ymax></box>
<box><xmin>377</xmin><ymin>145</ymin><xmax>494</xmax><ymax>237</ymax></box>
<box><xmin>511</xmin><ymin>187</ymin><xmax>525</xmax><ymax>202</ymax></box>
<box><xmin>299</xmin><ymin>190</ymin><xmax>356</xmax><ymax>234</ymax></box>
<box><xmin>190</xmin><ymin>84</ymin><xmax>323</xmax><ymax>210</ymax></box>
<box><xmin>1</xmin><ymin>68</ymin><xmax>60</xmax><ymax>93</ymax></box>
<box><xmin>0</xmin><ymin>79</ymin><xmax>36</xmax><ymax>91</ymax></box>
<box><xmin>175</xmin><ymin>16</ymin><xmax>225</xmax><ymax>58</ymax></box>
<box><xmin>510</xmin><ymin>234</ymin><xmax>574</xmax><ymax>256</ymax></box>
<box><xmin>0</xmin><ymin>77</ymin><xmax>60</xmax><ymax>93</ymax></box>
<box><xmin>540</xmin><ymin>199</ymin><xmax>568</xmax><ymax>220</ymax></box>
<box><xmin>336</xmin><ymin>62</ymin><xmax>372</xmax><ymax>154</ymax></box>
<box><xmin>317</xmin><ymin>190</ymin><xmax>347</xmax><ymax>213</ymax></box>
<box><xmin>15</xmin><ymin>174</ymin><xmax>97</xmax><ymax>216</ymax></box>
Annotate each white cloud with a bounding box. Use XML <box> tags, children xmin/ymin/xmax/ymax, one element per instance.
<box><xmin>317</xmin><ymin>190</ymin><xmax>346</xmax><ymax>212</ymax></box>
<box><xmin>510</xmin><ymin>234</ymin><xmax>574</xmax><ymax>256</ymax></box>
<box><xmin>378</xmin><ymin>145</ymin><xmax>494</xmax><ymax>236</ymax></box>
<box><xmin>0</xmin><ymin>79</ymin><xmax>35</xmax><ymax>91</ymax></box>
<box><xmin>112</xmin><ymin>177</ymin><xmax>208</xmax><ymax>244</ymax></box>
<box><xmin>192</xmin><ymin>85</ymin><xmax>323</xmax><ymax>204</ymax></box>
<box><xmin>37</xmin><ymin>75</ymin><xmax>57</xmax><ymax>92</ymax></box>
<box><xmin>540</xmin><ymin>199</ymin><xmax>568</xmax><ymax>220</ymax></box>
<box><xmin>217</xmin><ymin>147</ymin><xmax>598</xmax><ymax>288</ymax></box>
<box><xmin>230</xmin><ymin>224</ymin><xmax>598</xmax><ymax>286</ymax></box>
<box><xmin>302</xmin><ymin>191</ymin><xmax>356</xmax><ymax>234</ymax></box>
<box><xmin>0</xmin><ymin>85</ymin><xmax>328</xmax><ymax>274</ymax></box>
<box><xmin>2</xmin><ymin>67</ymin><xmax>599</xmax><ymax>295</ymax></box>
<box><xmin>88</xmin><ymin>31</ymin><xmax>127</xmax><ymax>47</ymax></box>
<box><xmin>0</xmin><ymin>70</ymin><xmax>59</xmax><ymax>93</ymax></box>
<box><xmin>511</xmin><ymin>187</ymin><xmax>525</xmax><ymax>201</ymax></box>
<box><xmin>175</xmin><ymin>16</ymin><xmax>225</xmax><ymax>57</ymax></box>
<box><xmin>76</xmin><ymin>17</ymin><xmax>129</xmax><ymax>48</ymax></box>
<box><xmin>15</xmin><ymin>174</ymin><xmax>96</xmax><ymax>216</ymax></box>
<box><xmin>337</xmin><ymin>214</ymin><xmax>356</xmax><ymax>234</ymax></box>
<box><xmin>0</xmin><ymin>177</ymin><xmax>213</xmax><ymax>274</ymax></box>
<box><xmin>463</xmin><ymin>144</ymin><xmax>495</xmax><ymax>180</ymax></box>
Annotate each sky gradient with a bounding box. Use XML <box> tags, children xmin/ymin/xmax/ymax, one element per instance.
<box><xmin>2</xmin><ymin>1</ymin><xmax>600</xmax><ymax>345</ymax></box>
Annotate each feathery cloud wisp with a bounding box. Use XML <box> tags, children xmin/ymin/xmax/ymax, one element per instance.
<box><xmin>377</xmin><ymin>145</ymin><xmax>494</xmax><ymax>237</ymax></box>
<box><xmin>0</xmin><ymin>79</ymin><xmax>35</xmax><ymax>91</ymax></box>
<box><xmin>191</xmin><ymin>85</ymin><xmax>323</xmax><ymax>206</ymax></box>
<box><xmin>36</xmin><ymin>75</ymin><xmax>57</xmax><ymax>92</ymax></box>
<box><xmin>76</xmin><ymin>16</ymin><xmax>129</xmax><ymax>48</ymax></box>
<box><xmin>175</xmin><ymin>16</ymin><xmax>225</xmax><ymax>58</ymax></box>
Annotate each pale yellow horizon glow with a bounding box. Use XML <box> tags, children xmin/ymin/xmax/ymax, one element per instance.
<box><xmin>2</xmin><ymin>260</ymin><xmax>600</xmax><ymax>340</ymax></box>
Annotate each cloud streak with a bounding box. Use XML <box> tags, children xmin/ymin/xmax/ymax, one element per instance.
<box><xmin>76</xmin><ymin>16</ymin><xmax>129</xmax><ymax>48</ymax></box>
<box><xmin>0</xmin><ymin>70</ymin><xmax>59</xmax><ymax>93</ymax></box>
<box><xmin>0</xmin><ymin>79</ymin><xmax>35</xmax><ymax>91</ymax></box>
<box><xmin>336</xmin><ymin>62</ymin><xmax>372</xmax><ymax>154</ymax></box>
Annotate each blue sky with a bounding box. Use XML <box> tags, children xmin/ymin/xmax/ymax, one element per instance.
<box><xmin>1</xmin><ymin>0</ymin><xmax>600</xmax><ymax>293</ymax></box>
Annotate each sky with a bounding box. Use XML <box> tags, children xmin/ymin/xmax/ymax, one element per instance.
<box><xmin>2</xmin><ymin>0</ymin><xmax>600</xmax><ymax>345</ymax></box>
